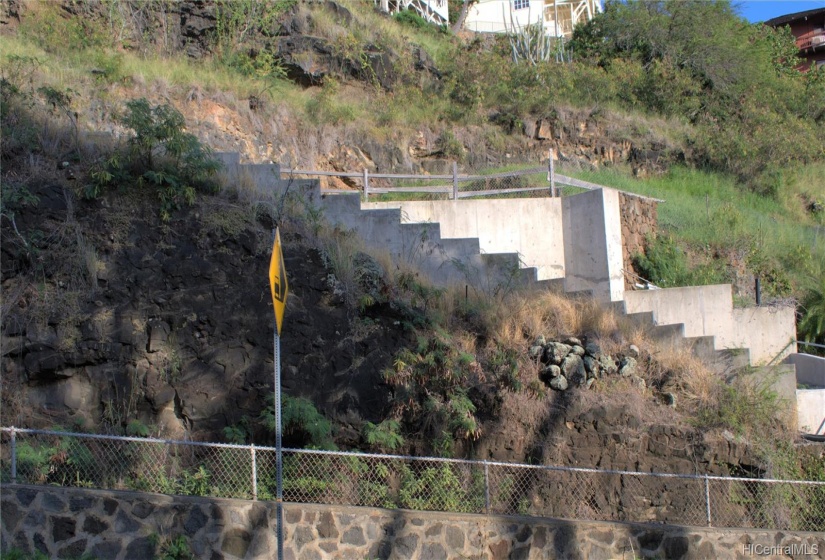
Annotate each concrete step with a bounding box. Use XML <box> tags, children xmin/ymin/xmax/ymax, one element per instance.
<box><xmin>710</xmin><ymin>348</ymin><xmax>751</xmax><ymax>375</ymax></box>
<box><xmin>648</xmin><ymin>323</ymin><xmax>687</xmax><ymax>345</ymax></box>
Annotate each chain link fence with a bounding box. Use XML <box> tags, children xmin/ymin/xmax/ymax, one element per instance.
<box><xmin>2</xmin><ymin>428</ymin><xmax>823</xmax><ymax>531</ymax></box>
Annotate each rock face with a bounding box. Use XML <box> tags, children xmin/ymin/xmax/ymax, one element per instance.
<box><xmin>0</xmin><ymin>183</ymin><xmax>402</xmax><ymax>444</ymax></box>
<box><xmin>521</xmin><ymin>107</ymin><xmax>684</xmax><ymax>177</ymax></box>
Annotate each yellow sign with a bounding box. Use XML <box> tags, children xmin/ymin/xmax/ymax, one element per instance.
<box><xmin>269</xmin><ymin>227</ymin><xmax>288</xmax><ymax>335</ymax></box>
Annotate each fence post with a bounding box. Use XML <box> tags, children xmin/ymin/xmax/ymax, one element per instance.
<box><xmin>251</xmin><ymin>444</ymin><xmax>257</xmax><ymax>501</ymax></box>
<box><xmin>704</xmin><ymin>475</ymin><xmax>712</xmax><ymax>526</ymax></box>
<box><xmin>484</xmin><ymin>461</ymin><xmax>491</xmax><ymax>514</ymax></box>
<box><xmin>548</xmin><ymin>149</ymin><xmax>556</xmax><ymax>197</ymax></box>
<box><xmin>363</xmin><ymin>168</ymin><xmax>370</xmax><ymax>202</ymax></box>
<box><xmin>452</xmin><ymin>162</ymin><xmax>458</xmax><ymax>200</ymax></box>
<box><xmin>10</xmin><ymin>427</ymin><xmax>17</xmax><ymax>483</ymax></box>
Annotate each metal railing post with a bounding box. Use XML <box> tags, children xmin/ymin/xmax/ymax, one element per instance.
<box><xmin>363</xmin><ymin>168</ymin><xmax>369</xmax><ymax>202</ymax></box>
<box><xmin>704</xmin><ymin>474</ymin><xmax>712</xmax><ymax>526</ymax></box>
<box><xmin>452</xmin><ymin>162</ymin><xmax>458</xmax><ymax>200</ymax></box>
<box><xmin>10</xmin><ymin>426</ymin><xmax>17</xmax><ymax>483</ymax></box>
<box><xmin>548</xmin><ymin>149</ymin><xmax>556</xmax><ymax>197</ymax></box>
<box><xmin>484</xmin><ymin>461</ymin><xmax>491</xmax><ymax>514</ymax></box>
<box><xmin>251</xmin><ymin>444</ymin><xmax>257</xmax><ymax>501</ymax></box>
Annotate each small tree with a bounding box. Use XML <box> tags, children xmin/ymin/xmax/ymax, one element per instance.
<box><xmin>88</xmin><ymin>98</ymin><xmax>222</xmax><ymax>220</ymax></box>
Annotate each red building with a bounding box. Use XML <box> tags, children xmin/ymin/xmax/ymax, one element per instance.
<box><xmin>765</xmin><ymin>7</ymin><xmax>825</xmax><ymax>71</ymax></box>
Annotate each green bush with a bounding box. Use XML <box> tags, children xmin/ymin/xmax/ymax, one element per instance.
<box><xmin>261</xmin><ymin>395</ymin><xmax>336</xmax><ymax>450</ymax></box>
<box><xmin>633</xmin><ymin>234</ymin><xmax>728</xmax><ymax>288</ymax></box>
<box><xmin>88</xmin><ymin>98</ymin><xmax>222</xmax><ymax>220</ymax></box>
<box><xmin>393</xmin><ymin>9</ymin><xmax>431</xmax><ymax>30</ymax></box>
<box><xmin>363</xmin><ymin>419</ymin><xmax>405</xmax><ymax>451</ymax></box>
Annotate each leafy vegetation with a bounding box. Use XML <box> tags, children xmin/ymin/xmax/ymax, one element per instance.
<box><xmin>261</xmin><ymin>395</ymin><xmax>336</xmax><ymax>450</ymax></box>
<box><xmin>88</xmin><ymin>98</ymin><xmax>222</xmax><ymax>220</ymax></box>
<box><xmin>633</xmin><ymin>234</ymin><xmax>729</xmax><ymax>288</ymax></box>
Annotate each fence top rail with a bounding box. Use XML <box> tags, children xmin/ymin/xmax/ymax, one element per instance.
<box><xmin>282</xmin><ymin>167</ymin><xmax>665</xmax><ymax>203</ymax></box>
<box><xmin>3</xmin><ymin>427</ymin><xmax>822</xmax><ymax>486</ymax></box>
<box><xmin>555</xmin><ymin>174</ymin><xmax>665</xmax><ymax>203</ymax></box>
<box><xmin>281</xmin><ymin>168</ymin><xmax>549</xmax><ymax>181</ymax></box>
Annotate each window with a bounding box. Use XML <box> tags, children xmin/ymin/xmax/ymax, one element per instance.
<box><xmin>513</xmin><ymin>0</ymin><xmax>529</xmax><ymax>10</ymax></box>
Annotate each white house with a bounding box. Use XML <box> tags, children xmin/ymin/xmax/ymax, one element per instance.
<box><xmin>463</xmin><ymin>0</ymin><xmax>601</xmax><ymax>36</ymax></box>
<box><xmin>376</xmin><ymin>0</ymin><xmax>450</xmax><ymax>25</ymax></box>
<box><xmin>374</xmin><ymin>0</ymin><xmax>600</xmax><ymax>37</ymax></box>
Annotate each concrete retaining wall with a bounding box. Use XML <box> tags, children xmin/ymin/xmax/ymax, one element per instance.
<box><xmin>725</xmin><ymin>307</ymin><xmax>797</xmax><ymax>365</ymax></box>
<box><xmin>3</xmin><ymin>484</ymin><xmax>824</xmax><ymax>560</ymax></box>
<box><xmin>364</xmin><ymin>198</ymin><xmax>566</xmax><ymax>281</ymax></box>
<box><xmin>623</xmin><ymin>285</ymin><xmax>733</xmax><ymax>340</ymax></box>
<box><xmin>786</xmin><ymin>353</ymin><xmax>825</xmax><ymax>435</ymax></box>
<box><xmin>787</xmin><ymin>352</ymin><xmax>825</xmax><ymax>387</ymax></box>
<box><xmin>321</xmin><ymin>193</ymin><xmax>528</xmax><ymax>289</ymax></box>
<box><xmin>561</xmin><ymin>188</ymin><xmax>625</xmax><ymax>301</ymax></box>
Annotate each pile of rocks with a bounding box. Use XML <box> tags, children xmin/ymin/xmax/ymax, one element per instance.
<box><xmin>527</xmin><ymin>336</ymin><xmax>644</xmax><ymax>392</ymax></box>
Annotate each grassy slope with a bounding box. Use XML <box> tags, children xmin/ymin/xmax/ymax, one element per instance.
<box><xmin>571</xmin><ymin>164</ymin><xmax>825</xmax><ymax>300</ymax></box>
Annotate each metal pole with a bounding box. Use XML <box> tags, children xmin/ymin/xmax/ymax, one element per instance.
<box><xmin>275</xmin><ymin>330</ymin><xmax>284</xmax><ymax>560</ymax></box>
<box><xmin>363</xmin><ymin>168</ymin><xmax>369</xmax><ymax>202</ymax></box>
<box><xmin>10</xmin><ymin>427</ymin><xmax>16</xmax><ymax>483</ymax></box>
<box><xmin>452</xmin><ymin>162</ymin><xmax>458</xmax><ymax>200</ymax></box>
<box><xmin>548</xmin><ymin>149</ymin><xmax>556</xmax><ymax>197</ymax></box>
<box><xmin>755</xmin><ymin>277</ymin><xmax>761</xmax><ymax>306</ymax></box>
<box><xmin>251</xmin><ymin>444</ymin><xmax>258</xmax><ymax>501</ymax></box>
<box><xmin>484</xmin><ymin>461</ymin><xmax>491</xmax><ymax>514</ymax></box>
<box><xmin>704</xmin><ymin>475</ymin><xmax>712</xmax><ymax>527</ymax></box>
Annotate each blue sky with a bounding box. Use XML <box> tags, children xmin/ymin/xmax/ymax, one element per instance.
<box><xmin>734</xmin><ymin>1</ymin><xmax>825</xmax><ymax>23</ymax></box>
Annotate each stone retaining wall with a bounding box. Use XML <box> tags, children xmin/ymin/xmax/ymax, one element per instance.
<box><xmin>618</xmin><ymin>192</ymin><xmax>658</xmax><ymax>288</ymax></box>
<box><xmin>2</xmin><ymin>484</ymin><xmax>823</xmax><ymax>560</ymax></box>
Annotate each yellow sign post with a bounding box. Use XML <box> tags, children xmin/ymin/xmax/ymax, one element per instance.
<box><xmin>268</xmin><ymin>227</ymin><xmax>288</xmax><ymax>560</ymax></box>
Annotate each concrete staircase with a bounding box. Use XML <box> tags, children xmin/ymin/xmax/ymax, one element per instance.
<box><xmin>321</xmin><ymin>192</ymin><xmax>553</xmax><ymax>294</ymax></box>
<box><xmin>613</xmin><ymin>303</ymin><xmax>752</xmax><ymax>374</ymax></box>
<box><xmin>214</xmin><ymin>153</ymin><xmax>794</xmax><ymax>374</ymax></box>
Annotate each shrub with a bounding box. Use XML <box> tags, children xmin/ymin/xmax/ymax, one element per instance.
<box><xmin>383</xmin><ymin>328</ymin><xmax>482</xmax><ymax>456</ymax></box>
<box><xmin>363</xmin><ymin>419</ymin><xmax>404</xmax><ymax>451</ymax></box>
<box><xmin>88</xmin><ymin>98</ymin><xmax>222</xmax><ymax>220</ymax></box>
<box><xmin>261</xmin><ymin>395</ymin><xmax>336</xmax><ymax>450</ymax></box>
<box><xmin>633</xmin><ymin>234</ymin><xmax>728</xmax><ymax>288</ymax></box>
<box><xmin>393</xmin><ymin>9</ymin><xmax>431</xmax><ymax>31</ymax></box>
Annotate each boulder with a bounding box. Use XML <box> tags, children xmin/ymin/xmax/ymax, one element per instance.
<box><xmin>549</xmin><ymin>375</ymin><xmax>568</xmax><ymax>391</ymax></box>
<box><xmin>599</xmin><ymin>355</ymin><xmax>618</xmax><ymax>375</ymax></box>
<box><xmin>543</xmin><ymin>342</ymin><xmax>572</xmax><ymax>365</ymax></box>
<box><xmin>583</xmin><ymin>355</ymin><xmax>600</xmax><ymax>378</ymax></box>
<box><xmin>540</xmin><ymin>364</ymin><xmax>562</xmax><ymax>382</ymax></box>
<box><xmin>619</xmin><ymin>357</ymin><xmax>637</xmax><ymax>377</ymax></box>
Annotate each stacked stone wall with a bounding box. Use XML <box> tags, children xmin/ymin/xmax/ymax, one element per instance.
<box><xmin>2</xmin><ymin>484</ymin><xmax>823</xmax><ymax>560</ymax></box>
<box><xmin>619</xmin><ymin>192</ymin><xmax>659</xmax><ymax>288</ymax></box>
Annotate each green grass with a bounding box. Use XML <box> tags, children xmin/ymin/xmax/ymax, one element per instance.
<box><xmin>565</xmin><ymin>164</ymin><xmax>825</xmax><ymax>293</ymax></box>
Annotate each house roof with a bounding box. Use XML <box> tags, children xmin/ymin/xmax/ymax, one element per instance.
<box><xmin>764</xmin><ymin>7</ymin><xmax>825</xmax><ymax>27</ymax></box>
